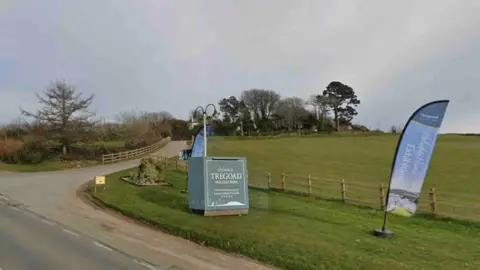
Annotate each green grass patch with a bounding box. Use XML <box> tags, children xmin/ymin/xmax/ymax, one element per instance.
<box><xmin>209</xmin><ymin>134</ymin><xmax>480</xmax><ymax>219</ymax></box>
<box><xmin>92</xmin><ymin>168</ymin><xmax>480</xmax><ymax>270</ymax></box>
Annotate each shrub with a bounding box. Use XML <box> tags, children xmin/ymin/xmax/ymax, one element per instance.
<box><xmin>129</xmin><ymin>157</ymin><xmax>166</xmax><ymax>185</ymax></box>
<box><xmin>17</xmin><ymin>135</ymin><xmax>49</xmax><ymax>164</ymax></box>
<box><xmin>0</xmin><ymin>139</ymin><xmax>24</xmax><ymax>163</ymax></box>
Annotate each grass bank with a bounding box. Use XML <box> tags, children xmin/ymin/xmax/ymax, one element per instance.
<box><xmin>90</xmin><ymin>167</ymin><xmax>480</xmax><ymax>270</ymax></box>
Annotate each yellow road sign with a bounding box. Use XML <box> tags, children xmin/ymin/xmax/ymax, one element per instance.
<box><xmin>95</xmin><ymin>176</ymin><xmax>105</xmax><ymax>185</ymax></box>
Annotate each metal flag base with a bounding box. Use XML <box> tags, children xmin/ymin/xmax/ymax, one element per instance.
<box><xmin>373</xmin><ymin>228</ymin><xmax>394</xmax><ymax>238</ymax></box>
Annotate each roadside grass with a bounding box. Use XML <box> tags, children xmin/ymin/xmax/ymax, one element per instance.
<box><xmin>91</xmin><ymin>168</ymin><xmax>480</xmax><ymax>270</ymax></box>
<box><xmin>209</xmin><ymin>134</ymin><xmax>480</xmax><ymax>219</ymax></box>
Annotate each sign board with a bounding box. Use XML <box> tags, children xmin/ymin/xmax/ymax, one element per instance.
<box><xmin>205</xmin><ymin>158</ymin><xmax>248</xmax><ymax>210</ymax></box>
<box><xmin>188</xmin><ymin>156</ymin><xmax>249</xmax><ymax>216</ymax></box>
<box><xmin>95</xmin><ymin>176</ymin><xmax>105</xmax><ymax>185</ymax></box>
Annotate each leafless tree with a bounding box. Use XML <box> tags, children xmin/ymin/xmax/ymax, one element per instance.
<box><xmin>240</xmin><ymin>89</ymin><xmax>280</xmax><ymax>130</ymax></box>
<box><xmin>115</xmin><ymin>110</ymin><xmax>173</xmax><ymax>125</ymax></box>
<box><xmin>276</xmin><ymin>97</ymin><xmax>309</xmax><ymax>130</ymax></box>
<box><xmin>312</xmin><ymin>95</ymin><xmax>331</xmax><ymax>130</ymax></box>
<box><xmin>21</xmin><ymin>80</ymin><xmax>97</xmax><ymax>154</ymax></box>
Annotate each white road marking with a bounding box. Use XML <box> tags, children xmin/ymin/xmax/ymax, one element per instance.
<box><xmin>42</xmin><ymin>219</ymin><xmax>54</xmax><ymax>225</ymax></box>
<box><xmin>62</xmin><ymin>229</ymin><xmax>79</xmax><ymax>237</ymax></box>
<box><xmin>133</xmin><ymin>259</ymin><xmax>156</xmax><ymax>270</ymax></box>
<box><xmin>92</xmin><ymin>241</ymin><xmax>112</xmax><ymax>251</ymax></box>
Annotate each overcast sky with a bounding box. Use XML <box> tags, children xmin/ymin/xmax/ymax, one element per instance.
<box><xmin>1</xmin><ymin>0</ymin><xmax>480</xmax><ymax>132</ymax></box>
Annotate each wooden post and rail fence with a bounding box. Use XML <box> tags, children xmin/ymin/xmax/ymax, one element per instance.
<box><xmin>155</xmin><ymin>157</ymin><xmax>480</xmax><ymax>221</ymax></box>
<box><xmin>101</xmin><ymin>137</ymin><xmax>171</xmax><ymax>164</ymax></box>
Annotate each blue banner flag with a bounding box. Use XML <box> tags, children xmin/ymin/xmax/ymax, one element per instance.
<box><xmin>191</xmin><ymin>124</ymin><xmax>213</xmax><ymax>158</ymax></box>
<box><xmin>385</xmin><ymin>100</ymin><xmax>449</xmax><ymax>217</ymax></box>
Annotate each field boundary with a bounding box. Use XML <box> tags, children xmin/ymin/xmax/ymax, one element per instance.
<box><xmin>155</xmin><ymin>158</ymin><xmax>480</xmax><ymax>221</ymax></box>
<box><xmin>214</xmin><ymin>132</ymin><xmax>380</xmax><ymax>141</ymax></box>
<box><xmin>101</xmin><ymin>137</ymin><xmax>171</xmax><ymax>164</ymax></box>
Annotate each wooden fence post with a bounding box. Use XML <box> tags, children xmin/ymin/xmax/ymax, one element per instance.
<box><xmin>101</xmin><ymin>155</ymin><xmax>104</xmax><ymax>165</ymax></box>
<box><xmin>307</xmin><ymin>175</ymin><xmax>312</xmax><ymax>195</ymax></box>
<box><xmin>429</xmin><ymin>188</ymin><xmax>436</xmax><ymax>215</ymax></box>
<box><xmin>267</xmin><ymin>173</ymin><xmax>271</xmax><ymax>189</ymax></box>
<box><xmin>340</xmin><ymin>179</ymin><xmax>346</xmax><ymax>202</ymax></box>
<box><xmin>379</xmin><ymin>183</ymin><xmax>385</xmax><ymax>210</ymax></box>
<box><xmin>175</xmin><ymin>159</ymin><xmax>178</xmax><ymax>170</ymax></box>
<box><xmin>281</xmin><ymin>173</ymin><xmax>286</xmax><ymax>190</ymax></box>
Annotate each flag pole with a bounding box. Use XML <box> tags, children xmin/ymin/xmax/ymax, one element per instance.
<box><xmin>373</xmin><ymin>100</ymin><xmax>449</xmax><ymax>237</ymax></box>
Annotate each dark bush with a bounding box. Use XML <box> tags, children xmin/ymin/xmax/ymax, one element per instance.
<box><xmin>169</xmin><ymin>119</ymin><xmax>193</xmax><ymax>140</ymax></box>
<box><xmin>67</xmin><ymin>145</ymin><xmax>126</xmax><ymax>160</ymax></box>
<box><xmin>16</xmin><ymin>139</ymin><xmax>49</xmax><ymax>164</ymax></box>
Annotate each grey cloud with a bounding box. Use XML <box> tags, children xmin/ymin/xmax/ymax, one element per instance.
<box><xmin>1</xmin><ymin>0</ymin><xmax>479</xmax><ymax>132</ymax></box>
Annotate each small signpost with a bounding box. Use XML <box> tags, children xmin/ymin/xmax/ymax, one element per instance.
<box><xmin>94</xmin><ymin>176</ymin><xmax>106</xmax><ymax>193</ymax></box>
<box><xmin>188</xmin><ymin>156</ymin><xmax>249</xmax><ymax>216</ymax></box>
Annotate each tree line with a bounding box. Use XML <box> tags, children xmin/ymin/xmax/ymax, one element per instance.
<box><xmin>0</xmin><ymin>80</ymin><xmax>194</xmax><ymax>165</ymax></box>
<box><xmin>191</xmin><ymin>81</ymin><xmax>365</xmax><ymax>136</ymax></box>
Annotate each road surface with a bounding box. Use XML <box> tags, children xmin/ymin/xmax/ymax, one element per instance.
<box><xmin>0</xmin><ymin>200</ymin><xmax>159</xmax><ymax>270</ymax></box>
<box><xmin>0</xmin><ymin>141</ymin><xmax>274</xmax><ymax>270</ymax></box>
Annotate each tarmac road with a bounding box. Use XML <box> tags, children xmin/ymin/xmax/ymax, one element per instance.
<box><xmin>0</xmin><ymin>141</ymin><xmax>273</xmax><ymax>270</ymax></box>
<box><xmin>0</xmin><ymin>201</ymin><xmax>155</xmax><ymax>270</ymax></box>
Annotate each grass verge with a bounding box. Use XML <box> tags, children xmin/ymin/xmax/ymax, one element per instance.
<box><xmin>89</xmin><ymin>167</ymin><xmax>480</xmax><ymax>270</ymax></box>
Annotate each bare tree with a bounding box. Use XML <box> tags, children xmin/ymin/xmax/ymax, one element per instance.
<box><xmin>241</xmin><ymin>89</ymin><xmax>280</xmax><ymax>130</ymax></box>
<box><xmin>0</xmin><ymin>128</ymin><xmax>6</xmax><ymax>140</ymax></box>
<box><xmin>140</xmin><ymin>111</ymin><xmax>173</xmax><ymax>123</ymax></box>
<box><xmin>275</xmin><ymin>97</ymin><xmax>309</xmax><ymax>130</ymax></box>
<box><xmin>21</xmin><ymin>80</ymin><xmax>96</xmax><ymax>154</ymax></box>
<box><xmin>115</xmin><ymin>111</ymin><xmax>137</xmax><ymax>125</ymax></box>
<box><xmin>0</xmin><ymin>116</ymin><xmax>24</xmax><ymax>139</ymax></box>
<box><xmin>390</xmin><ymin>124</ymin><xmax>404</xmax><ymax>133</ymax></box>
<box><xmin>189</xmin><ymin>109</ymin><xmax>204</xmax><ymax>122</ymax></box>
<box><xmin>313</xmin><ymin>95</ymin><xmax>331</xmax><ymax>130</ymax></box>
<box><xmin>115</xmin><ymin>111</ymin><xmax>172</xmax><ymax>125</ymax></box>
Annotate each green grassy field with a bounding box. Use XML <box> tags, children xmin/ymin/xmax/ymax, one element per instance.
<box><xmin>92</xmin><ymin>167</ymin><xmax>480</xmax><ymax>270</ymax></box>
<box><xmin>209</xmin><ymin>134</ymin><xmax>480</xmax><ymax>219</ymax></box>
